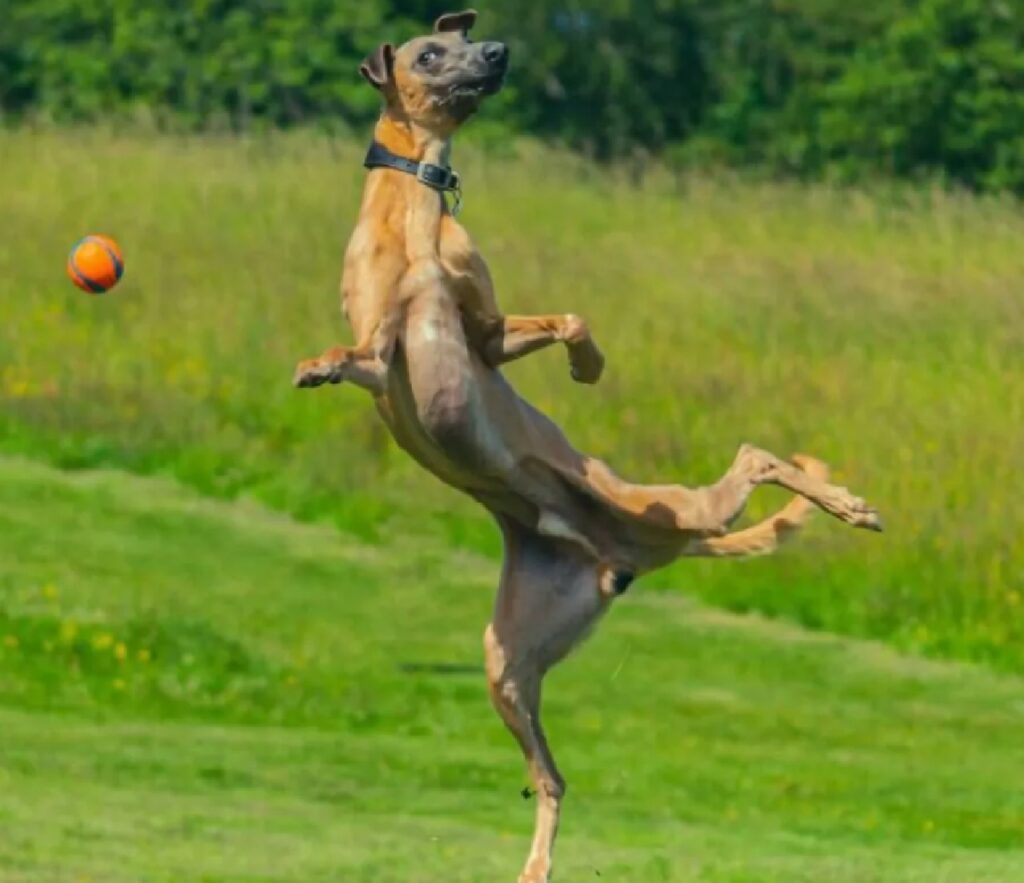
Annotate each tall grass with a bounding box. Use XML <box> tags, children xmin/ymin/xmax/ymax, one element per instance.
<box><xmin>1</xmin><ymin>127</ymin><xmax>1022</xmax><ymax>670</ymax></box>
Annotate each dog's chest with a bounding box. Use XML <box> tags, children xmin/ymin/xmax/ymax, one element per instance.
<box><xmin>437</xmin><ymin>219</ymin><xmax>499</xmax><ymax>336</ymax></box>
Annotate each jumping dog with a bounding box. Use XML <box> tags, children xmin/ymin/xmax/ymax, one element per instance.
<box><xmin>293</xmin><ymin>11</ymin><xmax>881</xmax><ymax>881</ymax></box>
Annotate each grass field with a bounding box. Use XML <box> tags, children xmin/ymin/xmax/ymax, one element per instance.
<box><xmin>2</xmin><ymin>456</ymin><xmax>1024</xmax><ymax>882</ymax></box>
<box><xmin>1</xmin><ymin>127</ymin><xmax>1023</xmax><ymax>879</ymax></box>
<box><xmin>2</xmin><ymin>128</ymin><xmax>1023</xmax><ymax>671</ymax></box>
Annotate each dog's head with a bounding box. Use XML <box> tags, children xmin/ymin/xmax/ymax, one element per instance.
<box><xmin>360</xmin><ymin>10</ymin><xmax>508</xmax><ymax>137</ymax></box>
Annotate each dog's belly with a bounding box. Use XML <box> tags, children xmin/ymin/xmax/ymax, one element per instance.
<box><xmin>380</xmin><ymin>291</ymin><xmax>517</xmax><ymax>490</ymax></box>
<box><xmin>376</xmin><ymin>289</ymin><xmax>686</xmax><ymax>567</ymax></box>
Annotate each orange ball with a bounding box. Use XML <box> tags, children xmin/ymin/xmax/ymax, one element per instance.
<box><xmin>67</xmin><ymin>234</ymin><xmax>124</xmax><ymax>294</ymax></box>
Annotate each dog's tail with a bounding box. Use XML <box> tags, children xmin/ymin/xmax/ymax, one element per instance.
<box><xmin>690</xmin><ymin>454</ymin><xmax>826</xmax><ymax>559</ymax></box>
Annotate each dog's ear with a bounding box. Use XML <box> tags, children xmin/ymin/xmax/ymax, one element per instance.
<box><xmin>359</xmin><ymin>43</ymin><xmax>395</xmax><ymax>90</ymax></box>
<box><xmin>434</xmin><ymin>9</ymin><xmax>477</xmax><ymax>35</ymax></box>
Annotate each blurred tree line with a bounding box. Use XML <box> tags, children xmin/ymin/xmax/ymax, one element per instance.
<box><xmin>2</xmin><ymin>0</ymin><xmax>1023</xmax><ymax>192</ymax></box>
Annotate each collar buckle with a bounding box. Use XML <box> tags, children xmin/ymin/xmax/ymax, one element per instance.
<box><xmin>416</xmin><ymin>162</ymin><xmax>459</xmax><ymax>193</ymax></box>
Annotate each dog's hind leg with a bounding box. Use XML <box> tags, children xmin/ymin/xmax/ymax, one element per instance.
<box><xmin>484</xmin><ymin>520</ymin><xmax>610</xmax><ymax>883</ymax></box>
<box><xmin>484</xmin><ymin>642</ymin><xmax>563</xmax><ymax>883</ymax></box>
<box><xmin>725</xmin><ymin>444</ymin><xmax>882</xmax><ymax>531</ymax></box>
<box><xmin>576</xmin><ymin>444</ymin><xmax>881</xmax><ymax>536</ymax></box>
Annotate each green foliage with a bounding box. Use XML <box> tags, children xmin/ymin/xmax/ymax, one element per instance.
<box><xmin>818</xmin><ymin>0</ymin><xmax>1024</xmax><ymax>191</ymax></box>
<box><xmin>3</xmin><ymin>1</ymin><xmax>1024</xmax><ymax>190</ymax></box>
<box><xmin>686</xmin><ymin>0</ymin><xmax>909</xmax><ymax>169</ymax></box>
<box><xmin>493</xmin><ymin>0</ymin><xmax>708</xmax><ymax>158</ymax></box>
<box><xmin>2</xmin><ymin>0</ymin><xmax>399</xmax><ymax>131</ymax></box>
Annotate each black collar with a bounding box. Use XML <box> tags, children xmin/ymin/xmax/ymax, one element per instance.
<box><xmin>363</xmin><ymin>141</ymin><xmax>462</xmax><ymax>202</ymax></box>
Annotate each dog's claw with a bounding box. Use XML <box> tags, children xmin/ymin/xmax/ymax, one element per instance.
<box><xmin>847</xmin><ymin>497</ymin><xmax>883</xmax><ymax>532</ymax></box>
<box><xmin>293</xmin><ymin>359</ymin><xmax>329</xmax><ymax>389</ymax></box>
<box><xmin>570</xmin><ymin>365</ymin><xmax>600</xmax><ymax>385</ymax></box>
<box><xmin>828</xmin><ymin>487</ymin><xmax>883</xmax><ymax>533</ymax></box>
<box><xmin>859</xmin><ymin>509</ymin><xmax>884</xmax><ymax>532</ymax></box>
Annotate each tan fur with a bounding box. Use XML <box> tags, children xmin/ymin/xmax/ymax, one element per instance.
<box><xmin>294</xmin><ymin>13</ymin><xmax>881</xmax><ymax>882</ymax></box>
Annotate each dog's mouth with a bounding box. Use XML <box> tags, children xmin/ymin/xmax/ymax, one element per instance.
<box><xmin>477</xmin><ymin>70</ymin><xmax>507</xmax><ymax>96</ymax></box>
<box><xmin>444</xmin><ymin>71</ymin><xmax>507</xmax><ymax>104</ymax></box>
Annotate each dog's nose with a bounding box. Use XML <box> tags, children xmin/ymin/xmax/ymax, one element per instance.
<box><xmin>482</xmin><ymin>42</ymin><xmax>509</xmax><ymax>65</ymax></box>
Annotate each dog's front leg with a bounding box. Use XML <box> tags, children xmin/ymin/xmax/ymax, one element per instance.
<box><xmin>292</xmin><ymin>344</ymin><xmax>388</xmax><ymax>396</ymax></box>
<box><xmin>482</xmin><ymin>314</ymin><xmax>605</xmax><ymax>384</ymax></box>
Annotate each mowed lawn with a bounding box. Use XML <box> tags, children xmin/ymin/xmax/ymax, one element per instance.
<box><xmin>1</xmin><ymin>457</ymin><xmax>1023</xmax><ymax>883</ymax></box>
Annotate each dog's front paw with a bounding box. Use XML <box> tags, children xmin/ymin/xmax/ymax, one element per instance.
<box><xmin>568</xmin><ymin>338</ymin><xmax>605</xmax><ymax>385</ymax></box>
<box><xmin>293</xmin><ymin>349</ymin><xmax>347</xmax><ymax>389</ymax></box>
<box><xmin>293</xmin><ymin>359</ymin><xmax>327</xmax><ymax>388</ymax></box>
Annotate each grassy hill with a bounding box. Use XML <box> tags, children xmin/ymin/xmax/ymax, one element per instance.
<box><xmin>1</xmin><ymin>128</ymin><xmax>1023</xmax><ymax>880</ymax></box>
<box><xmin>1</xmin><ymin>128</ymin><xmax>1022</xmax><ymax>671</ymax></box>
<box><xmin>1</xmin><ymin>456</ymin><xmax>1024</xmax><ymax>882</ymax></box>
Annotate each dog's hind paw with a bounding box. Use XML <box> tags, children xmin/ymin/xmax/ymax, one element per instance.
<box><xmin>853</xmin><ymin>504</ymin><xmax>884</xmax><ymax>533</ymax></box>
<box><xmin>824</xmin><ymin>487</ymin><xmax>883</xmax><ymax>533</ymax></box>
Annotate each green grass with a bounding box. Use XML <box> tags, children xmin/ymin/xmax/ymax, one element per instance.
<box><xmin>2</xmin><ymin>456</ymin><xmax>1024</xmax><ymax>882</ymax></box>
<box><xmin>0</xmin><ymin>126</ymin><xmax>1022</xmax><ymax>674</ymax></box>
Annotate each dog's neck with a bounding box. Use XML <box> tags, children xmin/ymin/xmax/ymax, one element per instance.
<box><xmin>373</xmin><ymin>113</ymin><xmax>451</xmax><ymax>167</ymax></box>
<box><xmin>370</xmin><ymin>113</ymin><xmax>451</xmax><ymax>263</ymax></box>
